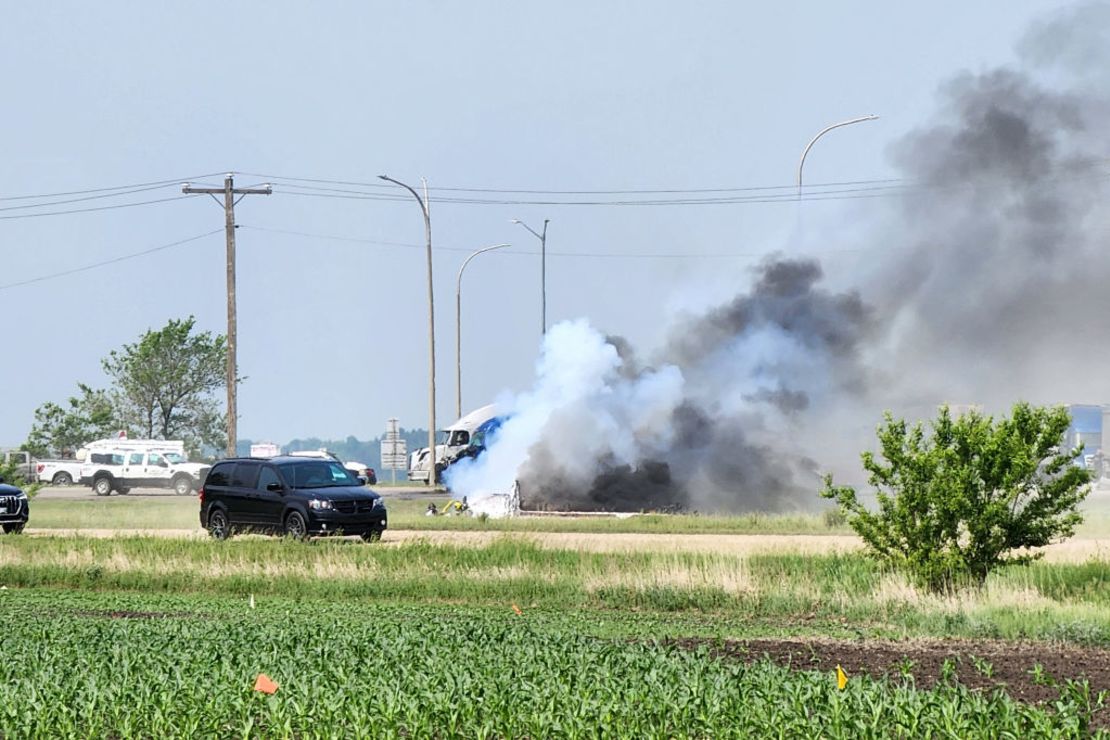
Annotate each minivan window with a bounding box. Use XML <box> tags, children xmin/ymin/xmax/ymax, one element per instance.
<box><xmin>257</xmin><ymin>466</ymin><xmax>282</xmax><ymax>491</ymax></box>
<box><xmin>231</xmin><ymin>462</ymin><xmax>260</xmax><ymax>488</ymax></box>
<box><xmin>280</xmin><ymin>461</ymin><xmax>356</xmax><ymax>489</ymax></box>
<box><xmin>205</xmin><ymin>465</ymin><xmax>231</xmax><ymax>487</ymax></box>
<box><xmin>129</xmin><ymin>453</ymin><xmax>144</xmax><ymax>465</ymax></box>
<box><xmin>148</xmin><ymin>452</ymin><xmax>165</xmax><ymax>466</ymax></box>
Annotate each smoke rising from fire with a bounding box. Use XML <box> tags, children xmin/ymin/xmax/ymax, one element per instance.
<box><xmin>448</xmin><ymin>5</ymin><xmax>1110</xmax><ymax>512</ymax></box>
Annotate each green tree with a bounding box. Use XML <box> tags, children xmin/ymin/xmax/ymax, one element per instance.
<box><xmin>25</xmin><ymin>383</ymin><xmax>122</xmax><ymax>458</ymax></box>
<box><xmin>821</xmin><ymin>403</ymin><xmax>1091</xmax><ymax>592</ymax></box>
<box><xmin>102</xmin><ymin>316</ymin><xmax>227</xmax><ymax>455</ymax></box>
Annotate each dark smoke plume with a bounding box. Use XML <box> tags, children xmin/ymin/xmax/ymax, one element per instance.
<box><xmin>451</xmin><ymin>4</ymin><xmax>1110</xmax><ymax>513</ymax></box>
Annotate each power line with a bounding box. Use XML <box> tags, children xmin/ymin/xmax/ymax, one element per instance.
<box><xmin>256</xmin><ymin>164</ymin><xmax>1110</xmax><ymax>207</ymax></box>
<box><xmin>0</xmin><ymin>183</ymin><xmax>178</xmax><ymax>213</ymax></box>
<box><xmin>0</xmin><ymin>229</ymin><xmax>222</xmax><ymax>291</ymax></box>
<box><xmin>0</xmin><ymin>173</ymin><xmax>225</xmax><ymax>202</ymax></box>
<box><xmin>267</xmin><ymin>184</ymin><xmax>918</xmax><ymax>207</ymax></box>
<box><xmin>241</xmin><ymin>170</ymin><xmax>905</xmax><ymax>195</ymax></box>
<box><xmin>5</xmin><ymin>162</ymin><xmax>1108</xmax><ymax>220</ymax></box>
<box><xmin>243</xmin><ymin>160</ymin><xmax>1110</xmax><ymax>198</ymax></box>
<box><xmin>0</xmin><ymin>194</ymin><xmax>199</xmax><ymax>221</ymax></box>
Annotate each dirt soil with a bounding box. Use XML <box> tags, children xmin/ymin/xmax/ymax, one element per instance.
<box><xmin>669</xmin><ymin>637</ymin><xmax>1110</xmax><ymax>728</ymax></box>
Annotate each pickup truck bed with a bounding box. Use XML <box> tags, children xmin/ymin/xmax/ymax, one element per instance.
<box><xmin>36</xmin><ymin>459</ymin><xmax>83</xmax><ymax>485</ymax></box>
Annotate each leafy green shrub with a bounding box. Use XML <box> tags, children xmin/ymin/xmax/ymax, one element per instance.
<box><xmin>822</xmin><ymin>403</ymin><xmax>1091</xmax><ymax>592</ymax></box>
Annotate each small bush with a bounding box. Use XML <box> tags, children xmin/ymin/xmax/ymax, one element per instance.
<box><xmin>822</xmin><ymin>403</ymin><xmax>1091</xmax><ymax>592</ymax></box>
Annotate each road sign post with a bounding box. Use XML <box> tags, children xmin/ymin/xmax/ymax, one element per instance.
<box><xmin>380</xmin><ymin>418</ymin><xmax>408</xmax><ymax>485</ymax></box>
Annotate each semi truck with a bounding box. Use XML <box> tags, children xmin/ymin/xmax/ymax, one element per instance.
<box><xmin>407</xmin><ymin>404</ymin><xmax>499</xmax><ymax>483</ymax></box>
<box><xmin>1063</xmin><ymin>404</ymin><xmax>1108</xmax><ymax>479</ymax></box>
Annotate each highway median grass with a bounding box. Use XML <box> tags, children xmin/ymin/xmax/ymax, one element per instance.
<box><xmin>28</xmin><ymin>488</ymin><xmax>1110</xmax><ymax>536</ymax></box>
<box><xmin>2</xmin><ymin>535</ymin><xmax>1108</xmax><ymax>646</ymax></box>
<box><xmin>27</xmin><ymin>494</ymin><xmax>854</xmax><ymax>534</ymax></box>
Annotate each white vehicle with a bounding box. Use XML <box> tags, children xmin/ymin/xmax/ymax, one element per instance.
<box><xmin>250</xmin><ymin>442</ymin><xmax>281</xmax><ymax>458</ymax></box>
<box><xmin>408</xmin><ymin>404</ymin><xmax>498</xmax><ymax>483</ymax></box>
<box><xmin>286</xmin><ymin>449</ymin><xmax>375</xmax><ymax>483</ymax></box>
<box><xmin>77</xmin><ymin>439</ymin><xmax>210</xmax><ymax>496</ymax></box>
<box><xmin>35</xmin><ymin>459</ymin><xmax>84</xmax><ymax>485</ymax></box>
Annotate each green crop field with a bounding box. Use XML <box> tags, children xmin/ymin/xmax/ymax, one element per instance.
<box><xmin>6</xmin><ymin>498</ymin><xmax>1110</xmax><ymax>735</ymax></box>
<box><xmin>0</xmin><ymin>588</ymin><xmax>1106</xmax><ymax>738</ymax></box>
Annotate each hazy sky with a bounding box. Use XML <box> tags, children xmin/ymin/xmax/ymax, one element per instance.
<box><xmin>0</xmin><ymin>1</ymin><xmax>1071</xmax><ymax>447</ymax></box>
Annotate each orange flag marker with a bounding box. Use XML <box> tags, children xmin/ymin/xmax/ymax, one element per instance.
<box><xmin>511</xmin><ymin>603</ymin><xmax>524</xmax><ymax>616</ymax></box>
<box><xmin>253</xmin><ymin>673</ymin><xmax>279</xmax><ymax>694</ymax></box>
<box><xmin>836</xmin><ymin>665</ymin><xmax>848</xmax><ymax>690</ymax></box>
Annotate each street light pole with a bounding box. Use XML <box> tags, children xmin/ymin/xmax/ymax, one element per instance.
<box><xmin>379</xmin><ymin>174</ymin><xmax>438</xmax><ymax>486</ymax></box>
<box><xmin>797</xmin><ymin>115</ymin><xmax>878</xmax><ymax>199</ymax></box>
<box><xmin>455</xmin><ymin>243</ymin><xmax>510</xmax><ymax>418</ymax></box>
<box><xmin>511</xmin><ymin>219</ymin><xmax>550</xmax><ymax>334</ymax></box>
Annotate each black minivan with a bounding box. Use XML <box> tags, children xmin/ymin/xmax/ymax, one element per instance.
<box><xmin>199</xmin><ymin>456</ymin><xmax>386</xmax><ymax>541</ymax></box>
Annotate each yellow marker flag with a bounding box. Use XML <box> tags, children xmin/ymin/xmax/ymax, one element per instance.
<box><xmin>836</xmin><ymin>665</ymin><xmax>848</xmax><ymax>690</ymax></box>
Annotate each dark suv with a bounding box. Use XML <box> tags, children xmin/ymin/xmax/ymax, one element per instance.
<box><xmin>199</xmin><ymin>457</ymin><xmax>386</xmax><ymax>542</ymax></box>
<box><xmin>0</xmin><ymin>475</ymin><xmax>29</xmax><ymax>534</ymax></box>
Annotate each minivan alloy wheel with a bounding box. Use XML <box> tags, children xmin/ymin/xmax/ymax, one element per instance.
<box><xmin>285</xmin><ymin>511</ymin><xmax>308</xmax><ymax>541</ymax></box>
<box><xmin>208</xmin><ymin>509</ymin><xmax>229</xmax><ymax>540</ymax></box>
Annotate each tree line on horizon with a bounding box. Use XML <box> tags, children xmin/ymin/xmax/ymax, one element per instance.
<box><xmin>236</xmin><ymin>428</ymin><xmax>431</xmax><ymax>474</ymax></box>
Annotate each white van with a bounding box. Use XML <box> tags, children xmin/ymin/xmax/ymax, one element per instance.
<box><xmin>77</xmin><ymin>439</ymin><xmax>210</xmax><ymax>496</ymax></box>
<box><xmin>408</xmin><ymin>404</ymin><xmax>498</xmax><ymax>482</ymax></box>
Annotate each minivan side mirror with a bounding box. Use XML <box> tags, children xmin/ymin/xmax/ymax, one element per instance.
<box><xmin>266</xmin><ymin>481</ymin><xmax>283</xmax><ymax>492</ymax></box>
<box><xmin>357</xmin><ymin>475</ymin><xmax>368</xmax><ymax>485</ymax></box>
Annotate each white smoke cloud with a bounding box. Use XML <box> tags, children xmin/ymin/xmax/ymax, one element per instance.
<box><xmin>446</xmin><ymin>319</ymin><xmax>687</xmax><ymax>503</ymax></box>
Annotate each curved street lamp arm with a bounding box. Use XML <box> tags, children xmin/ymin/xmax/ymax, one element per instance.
<box><xmin>511</xmin><ymin>219</ymin><xmax>544</xmax><ymax>241</ymax></box>
<box><xmin>456</xmin><ymin>243</ymin><xmax>511</xmax><ymax>417</ymax></box>
<box><xmin>379</xmin><ymin>175</ymin><xmax>428</xmax><ymax>218</ymax></box>
<box><xmin>456</xmin><ymin>243</ymin><xmax>512</xmax><ymax>294</ymax></box>
<box><xmin>796</xmin><ymin>115</ymin><xmax>879</xmax><ymax>194</ymax></box>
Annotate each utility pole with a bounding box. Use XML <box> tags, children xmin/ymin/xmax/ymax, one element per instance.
<box><xmin>182</xmin><ymin>174</ymin><xmax>272</xmax><ymax>458</ymax></box>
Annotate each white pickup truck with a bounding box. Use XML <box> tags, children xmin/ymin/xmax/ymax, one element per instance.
<box><xmin>78</xmin><ymin>439</ymin><xmax>210</xmax><ymax>496</ymax></box>
<box><xmin>36</xmin><ymin>460</ymin><xmax>83</xmax><ymax>485</ymax></box>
